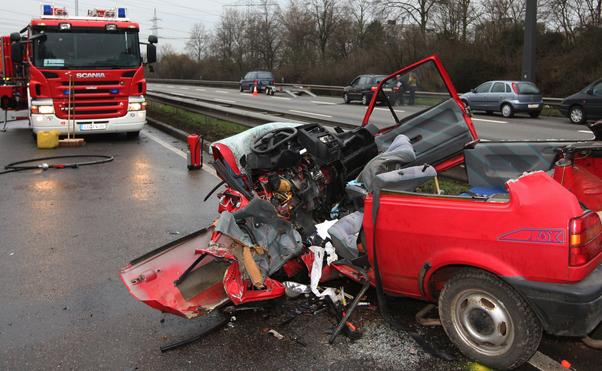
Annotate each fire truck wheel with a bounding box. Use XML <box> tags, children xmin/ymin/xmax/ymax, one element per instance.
<box><xmin>438</xmin><ymin>268</ymin><xmax>542</xmax><ymax>370</ymax></box>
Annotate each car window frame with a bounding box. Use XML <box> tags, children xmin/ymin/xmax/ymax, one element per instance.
<box><xmin>475</xmin><ymin>82</ymin><xmax>493</xmax><ymax>94</ymax></box>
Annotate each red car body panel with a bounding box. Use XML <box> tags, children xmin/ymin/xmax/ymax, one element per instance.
<box><xmin>362</xmin><ymin>172</ymin><xmax>586</xmax><ymax>301</ymax></box>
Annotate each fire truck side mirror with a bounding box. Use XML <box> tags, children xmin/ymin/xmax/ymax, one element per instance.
<box><xmin>10</xmin><ymin>33</ymin><xmax>22</xmax><ymax>64</ymax></box>
<box><xmin>147</xmin><ymin>35</ymin><xmax>157</xmax><ymax>64</ymax></box>
<box><xmin>147</xmin><ymin>44</ymin><xmax>157</xmax><ymax>64</ymax></box>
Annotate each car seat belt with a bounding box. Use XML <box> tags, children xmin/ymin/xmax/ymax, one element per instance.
<box><xmin>370</xmin><ymin>187</ymin><xmax>455</xmax><ymax>361</ymax></box>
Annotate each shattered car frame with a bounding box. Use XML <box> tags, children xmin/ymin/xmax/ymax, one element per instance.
<box><xmin>121</xmin><ymin>55</ymin><xmax>602</xmax><ymax>370</ymax></box>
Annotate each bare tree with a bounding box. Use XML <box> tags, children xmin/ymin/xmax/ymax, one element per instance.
<box><xmin>186</xmin><ymin>23</ymin><xmax>210</xmax><ymax>61</ymax></box>
<box><xmin>435</xmin><ymin>0</ymin><xmax>482</xmax><ymax>42</ymax></box>
<box><xmin>374</xmin><ymin>0</ymin><xmax>439</xmax><ymax>35</ymax></box>
<box><xmin>310</xmin><ymin>0</ymin><xmax>343</xmax><ymax>64</ymax></box>
<box><xmin>212</xmin><ymin>8</ymin><xmax>246</xmax><ymax>77</ymax></box>
<box><xmin>255</xmin><ymin>1</ymin><xmax>283</xmax><ymax>70</ymax></box>
<box><xmin>281</xmin><ymin>0</ymin><xmax>315</xmax><ymax>80</ymax></box>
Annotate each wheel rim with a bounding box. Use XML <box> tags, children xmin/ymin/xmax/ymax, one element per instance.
<box><xmin>570</xmin><ymin>108</ymin><xmax>583</xmax><ymax>123</ymax></box>
<box><xmin>451</xmin><ymin>289</ymin><xmax>515</xmax><ymax>356</ymax></box>
<box><xmin>502</xmin><ymin>105</ymin><xmax>511</xmax><ymax>117</ymax></box>
<box><xmin>343</xmin><ymin>93</ymin><xmax>349</xmax><ymax>103</ymax></box>
<box><xmin>362</xmin><ymin>95</ymin><xmax>368</xmax><ymax>105</ymax></box>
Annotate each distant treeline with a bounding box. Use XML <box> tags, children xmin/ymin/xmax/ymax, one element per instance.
<box><xmin>151</xmin><ymin>0</ymin><xmax>602</xmax><ymax>97</ymax></box>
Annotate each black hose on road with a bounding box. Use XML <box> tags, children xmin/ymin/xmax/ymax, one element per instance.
<box><xmin>1</xmin><ymin>154</ymin><xmax>114</xmax><ymax>175</ymax></box>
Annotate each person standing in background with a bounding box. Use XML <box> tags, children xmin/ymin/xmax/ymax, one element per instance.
<box><xmin>408</xmin><ymin>72</ymin><xmax>418</xmax><ymax>105</ymax></box>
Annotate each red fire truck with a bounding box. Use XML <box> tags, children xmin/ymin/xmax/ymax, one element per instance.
<box><xmin>0</xmin><ymin>35</ymin><xmax>28</xmax><ymax>131</ymax></box>
<box><xmin>5</xmin><ymin>4</ymin><xmax>157</xmax><ymax>137</ymax></box>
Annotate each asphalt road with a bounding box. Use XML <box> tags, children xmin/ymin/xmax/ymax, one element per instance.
<box><xmin>0</xmin><ymin>119</ymin><xmax>600</xmax><ymax>371</ymax></box>
<box><xmin>148</xmin><ymin>83</ymin><xmax>595</xmax><ymax>142</ymax></box>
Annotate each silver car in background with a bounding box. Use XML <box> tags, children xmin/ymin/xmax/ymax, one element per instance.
<box><xmin>460</xmin><ymin>80</ymin><xmax>543</xmax><ymax>118</ymax></box>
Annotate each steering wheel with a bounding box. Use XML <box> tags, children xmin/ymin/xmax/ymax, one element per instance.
<box><xmin>251</xmin><ymin>127</ymin><xmax>298</xmax><ymax>154</ymax></box>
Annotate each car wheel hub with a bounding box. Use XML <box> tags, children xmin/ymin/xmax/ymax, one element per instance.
<box><xmin>453</xmin><ymin>290</ymin><xmax>514</xmax><ymax>355</ymax></box>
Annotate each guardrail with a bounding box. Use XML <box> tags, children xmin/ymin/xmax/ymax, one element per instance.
<box><xmin>146</xmin><ymin>78</ymin><xmax>563</xmax><ymax>107</ymax></box>
<box><xmin>145</xmin><ymin>91</ymin><xmax>358</xmax><ymax>130</ymax></box>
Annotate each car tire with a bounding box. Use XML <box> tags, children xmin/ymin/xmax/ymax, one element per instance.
<box><xmin>529</xmin><ymin>111</ymin><xmax>541</xmax><ymax>118</ymax></box>
<box><xmin>501</xmin><ymin>104</ymin><xmax>514</xmax><ymax>118</ymax></box>
<box><xmin>569</xmin><ymin>106</ymin><xmax>586</xmax><ymax>124</ymax></box>
<box><xmin>439</xmin><ymin>268</ymin><xmax>542</xmax><ymax>370</ymax></box>
<box><xmin>362</xmin><ymin>94</ymin><xmax>369</xmax><ymax>105</ymax></box>
<box><xmin>343</xmin><ymin>93</ymin><xmax>350</xmax><ymax>104</ymax></box>
<box><xmin>461</xmin><ymin>100</ymin><xmax>470</xmax><ymax>109</ymax></box>
<box><xmin>239</xmin><ymin>85</ymin><xmax>243</xmax><ymax>92</ymax></box>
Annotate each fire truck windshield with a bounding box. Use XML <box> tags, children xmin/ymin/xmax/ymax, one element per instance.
<box><xmin>31</xmin><ymin>29</ymin><xmax>141</xmax><ymax>69</ymax></box>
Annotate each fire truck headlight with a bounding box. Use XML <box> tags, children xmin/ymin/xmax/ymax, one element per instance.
<box><xmin>31</xmin><ymin>105</ymin><xmax>54</xmax><ymax>114</ymax></box>
<box><xmin>128</xmin><ymin>101</ymin><xmax>146</xmax><ymax>111</ymax></box>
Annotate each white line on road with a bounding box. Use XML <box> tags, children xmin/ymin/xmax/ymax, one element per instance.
<box><xmin>215</xmin><ymin>99</ymin><xmax>236</xmax><ymax>103</ymax></box>
<box><xmin>195</xmin><ymin>88</ymin><xmax>206</xmax><ymax>91</ymax></box>
<box><xmin>311</xmin><ymin>101</ymin><xmax>336</xmax><ymax>105</ymax></box>
<box><xmin>289</xmin><ymin>109</ymin><xmax>332</xmax><ymax>118</ymax></box>
<box><xmin>180</xmin><ymin>87</ymin><xmax>189</xmax><ymax>89</ymax></box>
<box><xmin>527</xmin><ymin>351</ymin><xmax>567</xmax><ymax>371</ymax></box>
<box><xmin>471</xmin><ymin>117</ymin><xmax>508</xmax><ymax>124</ymax></box>
<box><xmin>271</xmin><ymin>96</ymin><xmax>291</xmax><ymax>100</ymax></box>
<box><xmin>375</xmin><ymin>107</ymin><xmax>406</xmax><ymax>113</ymax></box>
<box><xmin>578</xmin><ymin>130</ymin><xmax>593</xmax><ymax>134</ymax></box>
<box><xmin>215</xmin><ymin>91</ymin><xmax>229</xmax><ymax>94</ymax></box>
<box><xmin>143</xmin><ymin>130</ymin><xmax>217</xmax><ymax>177</ymax></box>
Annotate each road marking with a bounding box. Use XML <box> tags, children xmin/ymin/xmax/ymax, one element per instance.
<box><xmin>375</xmin><ymin>107</ymin><xmax>406</xmax><ymax>113</ymax></box>
<box><xmin>471</xmin><ymin>117</ymin><xmax>508</xmax><ymax>124</ymax></box>
<box><xmin>311</xmin><ymin>101</ymin><xmax>336</xmax><ymax>105</ymax></box>
<box><xmin>215</xmin><ymin>90</ymin><xmax>229</xmax><ymax>94</ymax></box>
<box><xmin>271</xmin><ymin>96</ymin><xmax>291</xmax><ymax>100</ymax></box>
<box><xmin>289</xmin><ymin>109</ymin><xmax>332</xmax><ymax>118</ymax></box>
<box><xmin>578</xmin><ymin>130</ymin><xmax>593</xmax><ymax>134</ymax></box>
<box><xmin>195</xmin><ymin>88</ymin><xmax>206</xmax><ymax>91</ymax></box>
<box><xmin>181</xmin><ymin>87</ymin><xmax>189</xmax><ymax>89</ymax></box>
<box><xmin>144</xmin><ymin>130</ymin><xmax>217</xmax><ymax>177</ymax></box>
<box><xmin>215</xmin><ymin>99</ymin><xmax>236</xmax><ymax>103</ymax></box>
<box><xmin>527</xmin><ymin>351</ymin><xmax>566</xmax><ymax>371</ymax></box>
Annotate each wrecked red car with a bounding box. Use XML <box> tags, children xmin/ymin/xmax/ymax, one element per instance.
<box><xmin>121</xmin><ymin>55</ymin><xmax>602</xmax><ymax>370</ymax></box>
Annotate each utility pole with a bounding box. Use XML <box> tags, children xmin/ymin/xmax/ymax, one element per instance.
<box><xmin>150</xmin><ymin>8</ymin><xmax>162</xmax><ymax>38</ymax></box>
<box><xmin>522</xmin><ymin>0</ymin><xmax>537</xmax><ymax>82</ymax></box>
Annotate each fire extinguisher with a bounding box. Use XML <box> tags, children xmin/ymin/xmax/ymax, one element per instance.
<box><xmin>187</xmin><ymin>134</ymin><xmax>203</xmax><ymax>170</ymax></box>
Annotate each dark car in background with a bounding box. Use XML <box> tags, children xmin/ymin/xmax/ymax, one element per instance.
<box><xmin>240</xmin><ymin>71</ymin><xmax>275</xmax><ymax>93</ymax></box>
<box><xmin>343</xmin><ymin>74</ymin><xmax>387</xmax><ymax>105</ymax></box>
<box><xmin>560</xmin><ymin>78</ymin><xmax>602</xmax><ymax>124</ymax></box>
<box><xmin>459</xmin><ymin>80</ymin><xmax>543</xmax><ymax>118</ymax></box>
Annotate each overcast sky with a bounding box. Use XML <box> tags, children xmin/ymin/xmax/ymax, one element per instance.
<box><xmin>0</xmin><ymin>0</ymin><xmax>261</xmax><ymax>53</ymax></box>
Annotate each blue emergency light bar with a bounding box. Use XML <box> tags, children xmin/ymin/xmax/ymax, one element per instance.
<box><xmin>118</xmin><ymin>8</ymin><xmax>126</xmax><ymax>18</ymax></box>
<box><xmin>43</xmin><ymin>5</ymin><xmax>52</xmax><ymax>15</ymax></box>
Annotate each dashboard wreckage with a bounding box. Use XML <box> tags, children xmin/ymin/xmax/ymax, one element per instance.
<box><xmin>121</xmin><ymin>56</ymin><xmax>602</xmax><ymax>370</ymax></box>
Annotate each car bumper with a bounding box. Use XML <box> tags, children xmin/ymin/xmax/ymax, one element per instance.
<box><xmin>504</xmin><ymin>264</ymin><xmax>602</xmax><ymax>336</ymax></box>
<box><xmin>513</xmin><ymin>102</ymin><xmax>543</xmax><ymax>112</ymax></box>
<box><xmin>559</xmin><ymin>105</ymin><xmax>570</xmax><ymax>117</ymax></box>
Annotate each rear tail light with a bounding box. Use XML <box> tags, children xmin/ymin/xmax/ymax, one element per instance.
<box><xmin>371</xmin><ymin>87</ymin><xmax>377</xmax><ymax>91</ymax></box>
<box><xmin>511</xmin><ymin>82</ymin><xmax>519</xmax><ymax>94</ymax></box>
<box><xmin>569</xmin><ymin>212</ymin><xmax>602</xmax><ymax>266</ymax></box>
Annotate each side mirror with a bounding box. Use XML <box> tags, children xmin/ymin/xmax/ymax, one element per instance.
<box><xmin>148</xmin><ymin>35</ymin><xmax>158</xmax><ymax>44</ymax></box>
<box><xmin>146</xmin><ymin>43</ymin><xmax>156</xmax><ymax>64</ymax></box>
<box><xmin>9</xmin><ymin>32</ymin><xmax>20</xmax><ymax>42</ymax></box>
<box><xmin>10</xmin><ymin>36</ymin><xmax>22</xmax><ymax>64</ymax></box>
<box><xmin>471</xmin><ymin>88</ymin><xmax>476</xmax><ymax>93</ymax></box>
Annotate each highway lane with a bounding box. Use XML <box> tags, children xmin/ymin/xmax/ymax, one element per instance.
<box><xmin>148</xmin><ymin>83</ymin><xmax>595</xmax><ymax>142</ymax></box>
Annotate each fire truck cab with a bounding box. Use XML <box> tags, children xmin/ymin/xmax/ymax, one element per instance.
<box><xmin>9</xmin><ymin>4</ymin><xmax>157</xmax><ymax>137</ymax></box>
